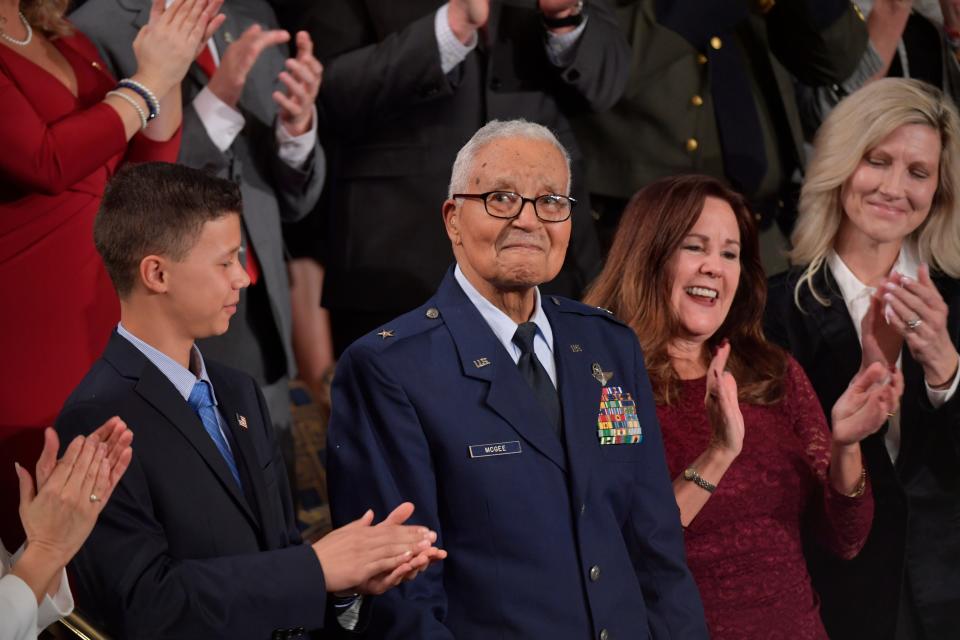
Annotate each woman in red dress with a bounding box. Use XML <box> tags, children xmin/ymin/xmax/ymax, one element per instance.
<box><xmin>0</xmin><ymin>0</ymin><xmax>223</xmax><ymax>543</ymax></box>
<box><xmin>585</xmin><ymin>174</ymin><xmax>902</xmax><ymax>638</ymax></box>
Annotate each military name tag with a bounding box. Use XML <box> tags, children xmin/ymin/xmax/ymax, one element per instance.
<box><xmin>468</xmin><ymin>441</ymin><xmax>522</xmax><ymax>458</ymax></box>
<box><xmin>596</xmin><ymin>386</ymin><xmax>643</xmax><ymax>445</ymax></box>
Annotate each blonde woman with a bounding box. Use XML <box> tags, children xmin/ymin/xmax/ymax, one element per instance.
<box><xmin>0</xmin><ymin>0</ymin><xmax>222</xmax><ymax>544</ymax></box>
<box><xmin>765</xmin><ymin>77</ymin><xmax>960</xmax><ymax>640</ymax></box>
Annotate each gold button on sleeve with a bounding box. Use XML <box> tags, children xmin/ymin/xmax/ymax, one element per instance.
<box><xmin>691</xmin><ymin>95</ymin><xmax>703</xmax><ymax>107</ymax></box>
<box><xmin>710</xmin><ymin>36</ymin><xmax>722</xmax><ymax>50</ymax></box>
<box><xmin>696</xmin><ymin>53</ymin><xmax>708</xmax><ymax>64</ymax></box>
<box><xmin>685</xmin><ymin>138</ymin><xmax>699</xmax><ymax>152</ymax></box>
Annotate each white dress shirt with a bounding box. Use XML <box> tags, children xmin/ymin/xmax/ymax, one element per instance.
<box><xmin>0</xmin><ymin>541</ymin><xmax>73</xmax><ymax>640</ymax></box>
<box><xmin>828</xmin><ymin>244</ymin><xmax>959</xmax><ymax>461</ymax></box>
<box><xmin>454</xmin><ymin>264</ymin><xmax>557</xmax><ymax>387</ymax></box>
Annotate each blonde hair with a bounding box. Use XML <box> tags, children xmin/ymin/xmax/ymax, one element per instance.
<box><xmin>790</xmin><ymin>78</ymin><xmax>960</xmax><ymax>305</ymax></box>
<box><xmin>22</xmin><ymin>0</ymin><xmax>72</xmax><ymax>38</ymax></box>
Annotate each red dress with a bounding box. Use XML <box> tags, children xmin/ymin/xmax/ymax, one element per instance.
<box><xmin>657</xmin><ymin>358</ymin><xmax>874</xmax><ymax>639</ymax></box>
<box><xmin>0</xmin><ymin>31</ymin><xmax>180</xmax><ymax>543</ymax></box>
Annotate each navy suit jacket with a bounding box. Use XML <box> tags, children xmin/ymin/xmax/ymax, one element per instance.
<box><xmin>55</xmin><ymin>332</ymin><xmax>328</xmax><ymax>639</ymax></box>
<box><xmin>327</xmin><ymin>269</ymin><xmax>707</xmax><ymax>639</ymax></box>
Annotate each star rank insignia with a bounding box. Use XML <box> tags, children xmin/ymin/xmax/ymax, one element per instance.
<box><xmin>377</xmin><ymin>329</ymin><xmax>395</xmax><ymax>340</ymax></box>
<box><xmin>236</xmin><ymin>414</ymin><xmax>248</xmax><ymax>429</ymax></box>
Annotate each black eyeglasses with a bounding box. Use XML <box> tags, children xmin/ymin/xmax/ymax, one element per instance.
<box><xmin>452</xmin><ymin>191</ymin><xmax>575</xmax><ymax>223</ymax></box>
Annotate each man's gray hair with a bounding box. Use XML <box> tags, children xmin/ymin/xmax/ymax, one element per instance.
<box><xmin>447</xmin><ymin>119</ymin><xmax>572</xmax><ymax>198</ymax></box>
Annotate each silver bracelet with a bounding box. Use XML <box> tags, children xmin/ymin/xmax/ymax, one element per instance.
<box><xmin>106</xmin><ymin>90</ymin><xmax>147</xmax><ymax>130</ymax></box>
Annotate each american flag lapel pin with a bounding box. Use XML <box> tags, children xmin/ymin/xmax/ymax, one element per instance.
<box><xmin>236</xmin><ymin>413</ymin><xmax>248</xmax><ymax>429</ymax></box>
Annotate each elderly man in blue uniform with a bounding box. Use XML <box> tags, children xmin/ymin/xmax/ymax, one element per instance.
<box><xmin>327</xmin><ymin>119</ymin><xmax>707</xmax><ymax>639</ymax></box>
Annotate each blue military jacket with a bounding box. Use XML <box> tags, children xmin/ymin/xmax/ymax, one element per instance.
<box><xmin>328</xmin><ymin>269</ymin><xmax>706</xmax><ymax>639</ymax></box>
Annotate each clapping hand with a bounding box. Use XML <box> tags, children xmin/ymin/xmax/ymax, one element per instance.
<box><xmin>133</xmin><ymin>0</ymin><xmax>226</xmax><ymax>98</ymax></box>
<box><xmin>312</xmin><ymin>502</ymin><xmax>446</xmax><ymax>595</ymax></box>
<box><xmin>704</xmin><ymin>340</ymin><xmax>745</xmax><ymax>460</ymax></box>
<box><xmin>860</xmin><ymin>290</ymin><xmax>903</xmax><ymax>370</ymax></box>
<box><xmin>538</xmin><ymin>0</ymin><xmax>582</xmax><ymax>19</ymax></box>
<box><xmin>274</xmin><ymin>31</ymin><xmax>322</xmax><ymax>137</ymax></box>
<box><xmin>358</xmin><ymin>502</ymin><xmax>447</xmax><ymax>594</ymax></box>
<box><xmin>882</xmin><ymin>265</ymin><xmax>960</xmax><ymax>388</ymax></box>
<box><xmin>448</xmin><ymin>0</ymin><xmax>489</xmax><ymax>42</ymax></box>
<box><xmin>832</xmin><ymin>362</ymin><xmax>904</xmax><ymax>445</ymax></box>
<box><xmin>207</xmin><ymin>23</ymin><xmax>291</xmax><ymax>108</ymax></box>
<box><xmin>17</xmin><ymin>420</ymin><xmax>133</xmax><ymax>567</ymax></box>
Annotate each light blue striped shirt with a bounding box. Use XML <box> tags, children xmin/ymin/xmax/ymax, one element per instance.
<box><xmin>116</xmin><ymin>323</ymin><xmax>233</xmax><ymax>452</ymax></box>
<box><xmin>454</xmin><ymin>264</ymin><xmax>557</xmax><ymax>387</ymax></box>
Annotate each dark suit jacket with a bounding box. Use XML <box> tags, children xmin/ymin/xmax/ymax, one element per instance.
<box><xmin>326</xmin><ymin>268</ymin><xmax>707</xmax><ymax>639</ymax></box>
<box><xmin>277</xmin><ymin>0</ymin><xmax>628</xmax><ymax>315</ymax></box>
<box><xmin>56</xmin><ymin>333</ymin><xmax>328</xmax><ymax>639</ymax></box>
<box><xmin>71</xmin><ymin>0</ymin><xmax>326</xmax><ymax>385</ymax></box>
<box><xmin>765</xmin><ymin>267</ymin><xmax>960</xmax><ymax>640</ymax></box>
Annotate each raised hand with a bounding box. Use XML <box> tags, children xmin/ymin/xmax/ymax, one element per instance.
<box><xmin>311</xmin><ymin>502</ymin><xmax>445</xmax><ymax>594</ymax></box>
<box><xmin>17</xmin><ymin>424</ymin><xmax>133</xmax><ymax>568</ymax></box>
<box><xmin>35</xmin><ymin>416</ymin><xmax>132</xmax><ymax>491</ymax></box>
<box><xmin>274</xmin><ymin>31</ymin><xmax>322</xmax><ymax>137</ymax></box>
<box><xmin>832</xmin><ymin>362</ymin><xmax>904</xmax><ymax>445</ymax></box>
<box><xmin>704</xmin><ymin>340</ymin><xmax>745</xmax><ymax>459</ymax></box>
<box><xmin>448</xmin><ymin>0</ymin><xmax>489</xmax><ymax>43</ymax></box>
<box><xmin>882</xmin><ymin>265</ymin><xmax>960</xmax><ymax>388</ymax></box>
<box><xmin>538</xmin><ymin>0</ymin><xmax>583</xmax><ymax>19</ymax></box>
<box><xmin>207</xmin><ymin>23</ymin><xmax>290</xmax><ymax>108</ymax></box>
<box><xmin>133</xmin><ymin>0</ymin><xmax>226</xmax><ymax>98</ymax></box>
<box><xmin>861</xmin><ymin>289</ymin><xmax>903</xmax><ymax>370</ymax></box>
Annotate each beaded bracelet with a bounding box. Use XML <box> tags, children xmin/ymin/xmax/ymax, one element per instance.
<box><xmin>106</xmin><ymin>90</ymin><xmax>148</xmax><ymax>130</ymax></box>
<box><xmin>117</xmin><ymin>78</ymin><xmax>159</xmax><ymax>121</ymax></box>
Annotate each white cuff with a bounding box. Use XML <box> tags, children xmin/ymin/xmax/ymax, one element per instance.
<box><xmin>925</xmin><ymin>364</ymin><xmax>960</xmax><ymax>408</ymax></box>
<box><xmin>275</xmin><ymin>105</ymin><xmax>318</xmax><ymax>169</ymax></box>
<box><xmin>335</xmin><ymin>594</ymin><xmax>363</xmax><ymax>631</ymax></box>
<box><xmin>192</xmin><ymin>87</ymin><xmax>245</xmax><ymax>153</ymax></box>
<box><xmin>37</xmin><ymin>569</ymin><xmax>73</xmax><ymax>629</ymax></box>
<box><xmin>0</xmin><ymin>573</ymin><xmax>40</xmax><ymax>639</ymax></box>
<box><xmin>436</xmin><ymin>4</ymin><xmax>477</xmax><ymax>74</ymax></box>
<box><xmin>545</xmin><ymin>16</ymin><xmax>588</xmax><ymax>67</ymax></box>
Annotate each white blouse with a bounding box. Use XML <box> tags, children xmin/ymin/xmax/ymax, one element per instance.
<box><xmin>0</xmin><ymin>540</ymin><xmax>73</xmax><ymax>640</ymax></box>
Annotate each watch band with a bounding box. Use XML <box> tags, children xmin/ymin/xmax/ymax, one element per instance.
<box><xmin>683</xmin><ymin>467</ymin><xmax>716</xmax><ymax>493</ymax></box>
<box><xmin>542</xmin><ymin>0</ymin><xmax>585</xmax><ymax>29</ymax></box>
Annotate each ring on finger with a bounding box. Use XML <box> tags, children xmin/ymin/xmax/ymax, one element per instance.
<box><xmin>89</xmin><ymin>493</ymin><xmax>100</xmax><ymax>503</ymax></box>
<box><xmin>906</xmin><ymin>317</ymin><xmax>923</xmax><ymax>331</ymax></box>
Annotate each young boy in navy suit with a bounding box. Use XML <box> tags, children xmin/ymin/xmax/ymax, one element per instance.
<box><xmin>57</xmin><ymin>162</ymin><xmax>443</xmax><ymax>639</ymax></box>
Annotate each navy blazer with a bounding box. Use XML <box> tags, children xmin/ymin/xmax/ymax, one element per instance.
<box><xmin>765</xmin><ymin>267</ymin><xmax>960</xmax><ymax>639</ymax></box>
<box><xmin>56</xmin><ymin>332</ymin><xmax>328</xmax><ymax>639</ymax></box>
<box><xmin>327</xmin><ymin>269</ymin><xmax>707</xmax><ymax>639</ymax></box>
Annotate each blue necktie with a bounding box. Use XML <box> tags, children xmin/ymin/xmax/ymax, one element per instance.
<box><xmin>188</xmin><ymin>380</ymin><xmax>242</xmax><ymax>489</ymax></box>
<box><xmin>512</xmin><ymin>322</ymin><xmax>562</xmax><ymax>434</ymax></box>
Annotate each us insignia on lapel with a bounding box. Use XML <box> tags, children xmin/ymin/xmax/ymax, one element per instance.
<box><xmin>236</xmin><ymin>414</ymin><xmax>248</xmax><ymax>429</ymax></box>
<box><xmin>596</xmin><ymin>386</ymin><xmax>642</xmax><ymax>445</ymax></box>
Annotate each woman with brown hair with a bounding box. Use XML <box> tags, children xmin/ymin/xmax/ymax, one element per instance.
<box><xmin>0</xmin><ymin>0</ymin><xmax>222</xmax><ymax>544</ymax></box>
<box><xmin>585</xmin><ymin>174</ymin><xmax>901</xmax><ymax>638</ymax></box>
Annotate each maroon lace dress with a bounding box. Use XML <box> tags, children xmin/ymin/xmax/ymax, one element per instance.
<box><xmin>657</xmin><ymin>358</ymin><xmax>873</xmax><ymax>639</ymax></box>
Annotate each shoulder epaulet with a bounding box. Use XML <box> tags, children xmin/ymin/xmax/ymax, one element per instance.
<box><xmin>350</xmin><ymin>302</ymin><xmax>445</xmax><ymax>353</ymax></box>
<box><xmin>546</xmin><ymin>295</ymin><xmax>629</xmax><ymax>326</ymax></box>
